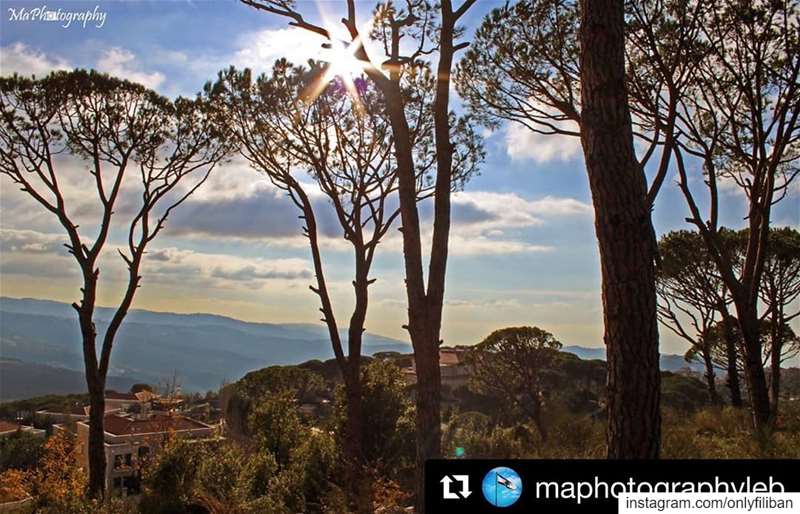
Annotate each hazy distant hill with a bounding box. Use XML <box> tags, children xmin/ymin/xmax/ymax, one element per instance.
<box><xmin>0</xmin><ymin>297</ymin><xmax>410</xmax><ymax>396</ymax></box>
<box><xmin>0</xmin><ymin>358</ymin><xmax>137</xmax><ymax>401</ymax></box>
<box><xmin>1</xmin><ymin>297</ymin><xmax>711</xmax><ymax>401</ymax></box>
<box><xmin>562</xmin><ymin>345</ymin><xmax>706</xmax><ymax>374</ymax></box>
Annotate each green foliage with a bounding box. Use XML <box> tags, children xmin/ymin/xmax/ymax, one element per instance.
<box><xmin>466</xmin><ymin>326</ymin><xmax>564</xmax><ymax>439</ymax></box>
<box><xmin>248</xmin><ymin>391</ymin><xmax>306</xmax><ymax>468</ymax></box>
<box><xmin>237</xmin><ymin>366</ymin><xmax>326</xmax><ymax>403</ymax></box>
<box><xmin>660</xmin><ymin>372</ymin><xmax>711</xmax><ymax>412</ymax></box>
<box><xmin>662</xmin><ymin>403</ymin><xmax>800</xmax><ymax>459</ymax></box>
<box><xmin>225</xmin><ymin>365</ymin><xmax>326</xmax><ymax>440</ymax></box>
<box><xmin>0</xmin><ymin>394</ymin><xmax>89</xmax><ymax>422</ymax></box>
<box><xmin>139</xmin><ymin>439</ymin><xmax>205</xmax><ymax>513</ymax></box>
<box><xmin>456</xmin><ymin>0</ymin><xmax>580</xmax><ymax>131</ymax></box>
<box><xmin>333</xmin><ymin>360</ymin><xmax>415</xmax><ymax>481</ymax></box>
<box><xmin>442</xmin><ymin>409</ymin><xmax>606</xmax><ymax>460</ymax></box>
<box><xmin>286</xmin><ymin>430</ymin><xmax>344</xmax><ymax>514</ymax></box>
<box><xmin>0</xmin><ymin>431</ymin><xmax>43</xmax><ymax>471</ymax></box>
<box><xmin>140</xmin><ymin>438</ymin><xmax>293</xmax><ymax>514</ymax></box>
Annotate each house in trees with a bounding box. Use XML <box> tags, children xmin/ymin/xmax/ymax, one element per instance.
<box><xmin>37</xmin><ymin>390</ymin><xmax>164</xmax><ymax>425</ymax></box>
<box><xmin>35</xmin><ymin>404</ymin><xmax>90</xmax><ymax>424</ymax></box>
<box><xmin>403</xmin><ymin>347</ymin><xmax>471</xmax><ymax>388</ymax></box>
<box><xmin>0</xmin><ymin>420</ymin><xmax>45</xmax><ymax>439</ymax></box>
<box><xmin>105</xmin><ymin>390</ymin><xmax>159</xmax><ymax>412</ymax></box>
<box><xmin>73</xmin><ymin>412</ymin><xmax>218</xmax><ymax>496</ymax></box>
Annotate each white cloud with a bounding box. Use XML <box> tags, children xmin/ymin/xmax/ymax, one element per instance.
<box><xmin>452</xmin><ymin>191</ymin><xmax>592</xmax><ymax>230</ymax></box>
<box><xmin>143</xmin><ymin>247</ymin><xmax>312</xmax><ymax>288</ymax></box>
<box><xmin>0</xmin><ymin>43</ymin><xmax>70</xmax><ymax>77</ymax></box>
<box><xmin>229</xmin><ymin>27</ymin><xmax>330</xmax><ymax>75</ymax></box>
<box><xmin>449</xmin><ymin>234</ymin><xmax>554</xmax><ymax>256</ymax></box>
<box><xmin>505</xmin><ymin>122</ymin><xmax>582</xmax><ymax>164</ymax></box>
<box><xmin>96</xmin><ymin>47</ymin><xmax>165</xmax><ymax>89</ymax></box>
<box><xmin>0</xmin><ymin>227</ymin><xmax>313</xmax><ymax>291</ymax></box>
<box><xmin>0</xmin><ymin>229</ymin><xmax>67</xmax><ymax>255</ymax></box>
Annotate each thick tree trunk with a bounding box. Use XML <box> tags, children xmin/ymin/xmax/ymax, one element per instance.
<box><xmin>579</xmin><ymin>0</ymin><xmax>661</xmax><ymax>459</ymax></box>
<box><xmin>738</xmin><ymin>308</ymin><xmax>772</xmax><ymax>430</ymax></box>
<box><xmin>87</xmin><ymin>380</ymin><xmax>106</xmax><ymax>497</ymax></box>
<box><xmin>412</xmin><ymin>329</ymin><xmax>441</xmax><ymax>513</ymax></box>
<box><xmin>721</xmin><ymin>311</ymin><xmax>743</xmax><ymax>407</ymax></box>
<box><xmin>343</xmin><ymin>370</ymin><xmax>371</xmax><ymax>514</ymax></box>
<box><xmin>75</xmin><ymin>274</ymin><xmax>107</xmax><ymax>499</ymax></box>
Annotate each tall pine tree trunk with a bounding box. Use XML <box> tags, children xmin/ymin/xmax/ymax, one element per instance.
<box><xmin>343</xmin><ymin>369</ymin><xmax>371</xmax><ymax>514</ymax></box>
<box><xmin>76</xmin><ymin>274</ymin><xmax>107</xmax><ymax>498</ymax></box>
<box><xmin>86</xmin><ymin>380</ymin><xmax>106</xmax><ymax>496</ymax></box>
<box><xmin>769</xmin><ymin>342</ymin><xmax>782</xmax><ymax>420</ymax></box>
<box><xmin>720</xmin><ymin>309</ymin><xmax>743</xmax><ymax>407</ymax></box>
<box><xmin>579</xmin><ymin>0</ymin><xmax>661</xmax><ymax>459</ymax></box>
<box><xmin>701</xmin><ymin>349</ymin><xmax>719</xmax><ymax>404</ymax></box>
<box><xmin>738</xmin><ymin>308</ymin><xmax>772</xmax><ymax>429</ymax></box>
<box><xmin>768</xmin><ymin>307</ymin><xmax>785</xmax><ymax>421</ymax></box>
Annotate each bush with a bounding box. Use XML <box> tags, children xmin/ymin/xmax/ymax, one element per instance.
<box><xmin>662</xmin><ymin>404</ymin><xmax>800</xmax><ymax>458</ymax></box>
<box><xmin>0</xmin><ymin>431</ymin><xmax>43</xmax><ymax>471</ymax></box>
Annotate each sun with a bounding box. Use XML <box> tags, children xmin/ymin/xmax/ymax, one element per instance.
<box><xmin>299</xmin><ymin>8</ymin><xmax>375</xmax><ymax>107</ymax></box>
<box><xmin>324</xmin><ymin>39</ymin><xmax>366</xmax><ymax>81</ymax></box>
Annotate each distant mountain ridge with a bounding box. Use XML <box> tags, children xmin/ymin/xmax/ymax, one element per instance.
<box><xmin>0</xmin><ymin>358</ymin><xmax>137</xmax><ymax>401</ymax></box>
<box><xmin>0</xmin><ymin>297</ymin><xmax>410</xmax><ymax>397</ymax></box>
<box><xmin>1</xmin><ymin>297</ymin><xmax>707</xmax><ymax>401</ymax></box>
<box><xmin>562</xmin><ymin>345</ymin><xmax>706</xmax><ymax>374</ymax></box>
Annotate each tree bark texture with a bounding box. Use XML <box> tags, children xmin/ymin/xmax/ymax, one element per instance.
<box><xmin>579</xmin><ymin>0</ymin><xmax>661</xmax><ymax>459</ymax></box>
<box><xmin>720</xmin><ymin>310</ymin><xmax>743</xmax><ymax>407</ymax></box>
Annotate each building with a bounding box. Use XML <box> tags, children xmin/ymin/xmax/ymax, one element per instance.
<box><xmin>104</xmin><ymin>390</ymin><xmax>158</xmax><ymax>411</ymax></box>
<box><xmin>402</xmin><ymin>347</ymin><xmax>470</xmax><ymax>388</ymax></box>
<box><xmin>74</xmin><ymin>412</ymin><xmax>217</xmax><ymax>496</ymax></box>
<box><xmin>0</xmin><ymin>420</ymin><xmax>45</xmax><ymax>439</ymax></box>
<box><xmin>35</xmin><ymin>404</ymin><xmax>90</xmax><ymax>424</ymax></box>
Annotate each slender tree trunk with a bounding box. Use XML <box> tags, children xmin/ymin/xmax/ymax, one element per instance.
<box><xmin>738</xmin><ymin>307</ymin><xmax>771</xmax><ymax>430</ymax></box>
<box><xmin>770</xmin><ymin>342</ymin><xmax>782</xmax><ymax>420</ymax></box>
<box><xmin>701</xmin><ymin>349</ymin><xmax>719</xmax><ymax>405</ymax></box>
<box><xmin>86</xmin><ymin>378</ymin><xmax>106</xmax><ymax>497</ymax></box>
<box><xmin>721</xmin><ymin>310</ymin><xmax>743</xmax><ymax>407</ymax></box>
<box><xmin>382</xmin><ymin>88</ymin><xmax>439</xmax><ymax>510</ymax></box>
<box><xmin>579</xmin><ymin>0</ymin><xmax>661</xmax><ymax>459</ymax></box>
<box><xmin>301</xmin><ymin>189</ymin><xmax>373</xmax><ymax>513</ymax></box>
<box><xmin>768</xmin><ymin>313</ymin><xmax>783</xmax><ymax>423</ymax></box>
<box><xmin>408</xmin><ymin>4</ymin><xmax>457</xmax><ymax>512</ymax></box>
<box><xmin>531</xmin><ymin>396</ymin><xmax>548</xmax><ymax>443</ymax></box>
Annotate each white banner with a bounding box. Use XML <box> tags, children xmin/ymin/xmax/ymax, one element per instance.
<box><xmin>619</xmin><ymin>493</ymin><xmax>799</xmax><ymax>513</ymax></box>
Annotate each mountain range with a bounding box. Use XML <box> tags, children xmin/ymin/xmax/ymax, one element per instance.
<box><xmin>0</xmin><ymin>297</ymin><xmax>410</xmax><ymax>400</ymax></box>
<box><xmin>0</xmin><ymin>297</ymin><xmax>704</xmax><ymax>401</ymax></box>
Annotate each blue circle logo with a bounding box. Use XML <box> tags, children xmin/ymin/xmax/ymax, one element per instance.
<box><xmin>482</xmin><ymin>466</ymin><xmax>522</xmax><ymax>507</ymax></box>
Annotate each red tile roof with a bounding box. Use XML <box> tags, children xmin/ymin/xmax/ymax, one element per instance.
<box><xmin>105</xmin><ymin>390</ymin><xmax>139</xmax><ymax>401</ymax></box>
<box><xmin>103</xmin><ymin>414</ymin><xmax>209</xmax><ymax>436</ymax></box>
<box><xmin>0</xmin><ymin>420</ymin><xmax>21</xmax><ymax>434</ymax></box>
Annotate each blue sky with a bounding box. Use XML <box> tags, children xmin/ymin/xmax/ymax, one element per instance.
<box><xmin>0</xmin><ymin>0</ymin><xmax>797</xmax><ymax>358</ymax></box>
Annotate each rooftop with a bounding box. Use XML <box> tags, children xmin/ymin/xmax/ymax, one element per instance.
<box><xmin>105</xmin><ymin>390</ymin><xmax>158</xmax><ymax>402</ymax></box>
<box><xmin>0</xmin><ymin>420</ymin><xmax>21</xmax><ymax>434</ymax></box>
<box><xmin>105</xmin><ymin>390</ymin><xmax>139</xmax><ymax>401</ymax></box>
<box><xmin>102</xmin><ymin>413</ymin><xmax>210</xmax><ymax>436</ymax></box>
<box><xmin>37</xmin><ymin>404</ymin><xmax>89</xmax><ymax>416</ymax></box>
